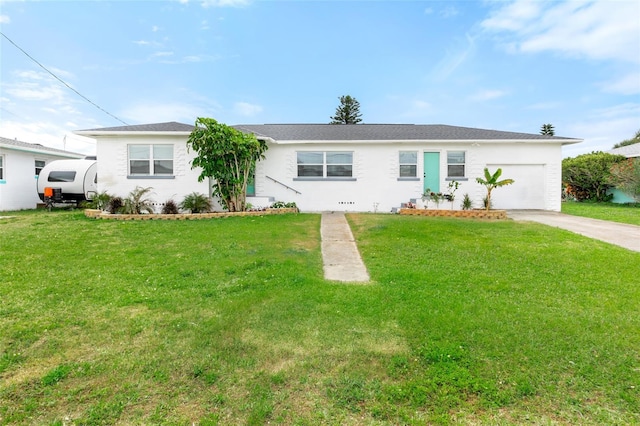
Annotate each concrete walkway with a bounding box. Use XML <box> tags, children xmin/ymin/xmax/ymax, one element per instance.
<box><xmin>321</xmin><ymin>212</ymin><xmax>370</xmax><ymax>282</ymax></box>
<box><xmin>508</xmin><ymin>210</ymin><xmax>640</xmax><ymax>253</ymax></box>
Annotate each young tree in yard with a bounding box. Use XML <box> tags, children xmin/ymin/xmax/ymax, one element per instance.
<box><xmin>562</xmin><ymin>152</ymin><xmax>626</xmax><ymax>202</ymax></box>
<box><xmin>475</xmin><ymin>168</ymin><xmax>514</xmax><ymax>211</ymax></box>
<box><xmin>187</xmin><ymin>118</ymin><xmax>268</xmax><ymax>212</ymax></box>
<box><xmin>540</xmin><ymin>123</ymin><xmax>555</xmax><ymax>136</ymax></box>
<box><xmin>608</xmin><ymin>158</ymin><xmax>640</xmax><ymax>201</ymax></box>
<box><xmin>330</xmin><ymin>95</ymin><xmax>363</xmax><ymax>124</ymax></box>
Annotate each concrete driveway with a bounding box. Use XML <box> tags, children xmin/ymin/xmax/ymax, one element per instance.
<box><xmin>508</xmin><ymin>210</ymin><xmax>640</xmax><ymax>252</ymax></box>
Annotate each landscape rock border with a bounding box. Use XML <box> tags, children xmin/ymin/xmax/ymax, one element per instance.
<box><xmin>84</xmin><ymin>208</ymin><xmax>299</xmax><ymax>220</ymax></box>
<box><xmin>399</xmin><ymin>208</ymin><xmax>507</xmax><ymax>219</ymax></box>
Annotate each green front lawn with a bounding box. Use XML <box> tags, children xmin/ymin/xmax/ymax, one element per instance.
<box><xmin>1</xmin><ymin>211</ymin><xmax>638</xmax><ymax>424</ymax></box>
<box><xmin>562</xmin><ymin>201</ymin><xmax>640</xmax><ymax>225</ymax></box>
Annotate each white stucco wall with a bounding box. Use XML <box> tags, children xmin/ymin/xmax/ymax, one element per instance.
<box><xmin>0</xmin><ymin>149</ymin><xmax>77</xmax><ymax>211</ymax></box>
<box><xmin>96</xmin><ymin>134</ymin><xmax>211</xmax><ymax>212</ymax></box>
<box><xmin>254</xmin><ymin>141</ymin><xmax>563</xmax><ymax>212</ymax></box>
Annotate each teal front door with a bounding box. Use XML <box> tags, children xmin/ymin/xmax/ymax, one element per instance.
<box><xmin>423</xmin><ymin>152</ymin><xmax>440</xmax><ymax>193</ymax></box>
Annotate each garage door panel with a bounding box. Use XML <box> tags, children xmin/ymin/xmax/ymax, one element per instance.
<box><xmin>486</xmin><ymin>165</ymin><xmax>545</xmax><ymax>210</ymax></box>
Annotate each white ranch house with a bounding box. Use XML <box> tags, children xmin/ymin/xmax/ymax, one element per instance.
<box><xmin>0</xmin><ymin>136</ymin><xmax>84</xmax><ymax>211</ymax></box>
<box><xmin>75</xmin><ymin>122</ymin><xmax>582</xmax><ymax>213</ymax></box>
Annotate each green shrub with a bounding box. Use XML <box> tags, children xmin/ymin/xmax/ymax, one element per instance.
<box><xmin>161</xmin><ymin>200</ymin><xmax>179</xmax><ymax>214</ymax></box>
<box><xmin>106</xmin><ymin>196</ymin><xmax>124</xmax><ymax>214</ymax></box>
<box><xmin>180</xmin><ymin>192</ymin><xmax>212</xmax><ymax>213</ymax></box>
<box><xmin>461</xmin><ymin>193</ymin><xmax>473</xmax><ymax>210</ymax></box>
<box><xmin>563</xmin><ymin>152</ymin><xmax>626</xmax><ymax>201</ymax></box>
<box><xmin>122</xmin><ymin>186</ymin><xmax>155</xmax><ymax>214</ymax></box>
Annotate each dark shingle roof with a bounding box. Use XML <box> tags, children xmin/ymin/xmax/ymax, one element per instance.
<box><xmin>0</xmin><ymin>136</ymin><xmax>83</xmax><ymax>157</ymax></box>
<box><xmin>74</xmin><ymin>122</ymin><xmax>581</xmax><ymax>144</ymax></box>
<box><xmin>77</xmin><ymin>121</ymin><xmax>196</xmax><ymax>133</ymax></box>
<box><xmin>233</xmin><ymin>124</ymin><xmax>579</xmax><ymax>142</ymax></box>
<box><xmin>608</xmin><ymin>143</ymin><xmax>640</xmax><ymax>158</ymax></box>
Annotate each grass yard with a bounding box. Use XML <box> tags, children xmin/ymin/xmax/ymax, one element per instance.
<box><xmin>1</xmin><ymin>210</ymin><xmax>639</xmax><ymax>425</ymax></box>
<box><xmin>562</xmin><ymin>201</ymin><xmax>640</xmax><ymax>226</ymax></box>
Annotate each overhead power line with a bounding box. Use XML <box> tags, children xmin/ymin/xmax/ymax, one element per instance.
<box><xmin>0</xmin><ymin>31</ymin><xmax>129</xmax><ymax>126</ymax></box>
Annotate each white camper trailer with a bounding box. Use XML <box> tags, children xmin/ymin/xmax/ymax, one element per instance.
<box><xmin>37</xmin><ymin>159</ymin><xmax>97</xmax><ymax>204</ymax></box>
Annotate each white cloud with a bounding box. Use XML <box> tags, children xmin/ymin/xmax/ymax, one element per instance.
<box><xmin>430</xmin><ymin>33</ymin><xmax>476</xmax><ymax>81</ymax></box>
<box><xmin>0</xmin><ymin>120</ymin><xmax>96</xmax><ymax>156</ymax></box>
<box><xmin>152</xmin><ymin>25</ymin><xmax>160</xmax><ymax>32</ymax></box>
<box><xmin>233</xmin><ymin>102</ymin><xmax>263</xmax><ymax>117</ymax></box>
<box><xmin>469</xmin><ymin>89</ymin><xmax>507</xmax><ymax>102</ymax></box>
<box><xmin>151</xmin><ymin>51</ymin><xmax>174</xmax><ymax>58</ymax></box>
<box><xmin>200</xmin><ymin>0</ymin><xmax>249</xmax><ymax>7</ymax></box>
<box><xmin>133</xmin><ymin>40</ymin><xmax>150</xmax><ymax>46</ymax></box>
<box><xmin>600</xmin><ymin>72</ymin><xmax>640</xmax><ymax>95</ymax></box>
<box><xmin>0</xmin><ymin>14</ymin><xmax>10</xmax><ymax>24</ymax></box>
<box><xmin>482</xmin><ymin>0</ymin><xmax>640</xmax><ymax>64</ymax></box>
<box><xmin>120</xmin><ymin>95</ymin><xmax>221</xmax><ymax>124</ymax></box>
<box><xmin>440</xmin><ymin>6</ymin><xmax>459</xmax><ymax>18</ymax></box>
<box><xmin>526</xmin><ymin>101</ymin><xmax>563</xmax><ymax>110</ymax></box>
<box><xmin>562</xmin><ymin>102</ymin><xmax>640</xmax><ymax>157</ymax></box>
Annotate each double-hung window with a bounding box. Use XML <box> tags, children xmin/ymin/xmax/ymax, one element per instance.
<box><xmin>447</xmin><ymin>151</ymin><xmax>466</xmax><ymax>178</ymax></box>
<box><xmin>399</xmin><ymin>151</ymin><xmax>418</xmax><ymax>178</ymax></box>
<box><xmin>128</xmin><ymin>144</ymin><xmax>174</xmax><ymax>176</ymax></box>
<box><xmin>296</xmin><ymin>151</ymin><xmax>353</xmax><ymax>178</ymax></box>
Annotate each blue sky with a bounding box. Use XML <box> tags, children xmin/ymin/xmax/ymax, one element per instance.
<box><xmin>1</xmin><ymin>0</ymin><xmax>638</xmax><ymax>157</ymax></box>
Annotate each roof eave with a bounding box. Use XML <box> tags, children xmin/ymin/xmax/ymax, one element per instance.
<box><xmin>0</xmin><ymin>142</ymin><xmax>84</xmax><ymax>157</ymax></box>
<box><xmin>269</xmin><ymin>138</ymin><xmax>584</xmax><ymax>145</ymax></box>
<box><xmin>74</xmin><ymin>130</ymin><xmax>193</xmax><ymax>137</ymax></box>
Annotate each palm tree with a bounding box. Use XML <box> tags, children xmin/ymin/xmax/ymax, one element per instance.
<box><xmin>540</xmin><ymin>124</ymin><xmax>555</xmax><ymax>136</ymax></box>
<box><xmin>475</xmin><ymin>168</ymin><xmax>515</xmax><ymax>210</ymax></box>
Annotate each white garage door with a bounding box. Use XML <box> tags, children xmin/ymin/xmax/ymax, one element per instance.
<box><xmin>487</xmin><ymin>164</ymin><xmax>545</xmax><ymax>210</ymax></box>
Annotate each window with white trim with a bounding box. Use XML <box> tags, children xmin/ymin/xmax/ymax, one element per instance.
<box><xmin>399</xmin><ymin>151</ymin><xmax>417</xmax><ymax>178</ymax></box>
<box><xmin>128</xmin><ymin>144</ymin><xmax>174</xmax><ymax>176</ymax></box>
<box><xmin>35</xmin><ymin>160</ymin><xmax>45</xmax><ymax>176</ymax></box>
<box><xmin>447</xmin><ymin>151</ymin><xmax>466</xmax><ymax>178</ymax></box>
<box><xmin>0</xmin><ymin>156</ymin><xmax>4</xmax><ymax>180</ymax></box>
<box><xmin>297</xmin><ymin>151</ymin><xmax>353</xmax><ymax>178</ymax></box>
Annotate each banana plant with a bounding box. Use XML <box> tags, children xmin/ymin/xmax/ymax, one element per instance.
<box><xmin>475</xmin><ymin>168</ymin><xmax>514</xmax><ymax>210</ymax></box>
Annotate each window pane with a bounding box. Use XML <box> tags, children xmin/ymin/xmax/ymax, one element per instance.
<box><xmin>35</xmin><ymin>160</ymin><xmax>45</xmax><ymax>176</ymax></box>
<box><xmin>130</xmin><ymin>160</ymin><xmax>150</xmax><ymax>175</ymax></box>
<box><xmin>48</xmin><ymin>171</ymin><xmax>76</xmax><ymax>182</ymax></box>
<box><xmin>400</xmin><ymin>165</ymin><xmax>417</xmax><ymax>177</ymax></box>
<box><xmin>327</xmin><ymin>165</ymin><xmax>352</xmax><ymax>177</ymax></box>
<box><xmin>153</xmin><ymin>145</ymin><xmax>173</xmax><ymax>159</ymax></box>
<box><xmin>298</xmin><ymin>165</ymin><xmax>323</xmax><ymax>177</ymax></box>
<box><xmin>399</xmin><ymin>151</ymin><xmax>417</xmax><ymax>164</ymax></box>
<box><xmin>447</xmin><ymin>151</ymin><xmax>465</xmax><ymax>164</ymax></box>
<box><xmin>129</xmin><ymin>145</ymin><xmax>150</xmax><ymax>159</ymax></box>
<box><xmin>448</xmin><ymin>165</ymin><xmax>465</xmax><ymax>177</ymax></box>
<box><xmin>297</xmin><ymin>152</ymin><xmax>323</xmax><ymax>164</ymax></box>
<box><xmin>154</xmin><ymin>160</ymin><xmax>173</xmax><ymax>175</ymax></box>
<box><xmin>326</xmin><ymin>152</ymin><xmax>352</xmax><ymax>164</ymax></box>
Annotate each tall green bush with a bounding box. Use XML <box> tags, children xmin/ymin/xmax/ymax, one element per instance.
<box><xmin>187</xmin><ymin>118</ymin><xmax>268</xmax><ymax>212</ymax></box>
<box><xmin>562</xmin><ymin>152</ymin><xmax>626</xmax><ymax>201</ymax></box>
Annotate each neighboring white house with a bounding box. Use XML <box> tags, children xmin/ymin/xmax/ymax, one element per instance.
<box><xmin>0</xmin><ymin>136</ymin><xmax>85</xmax><ymax>211</ymax></box>
<box><xmin>76</xmin><ymin>122</ymin><xmax>582</xmax><ymax>213</ymax></box>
